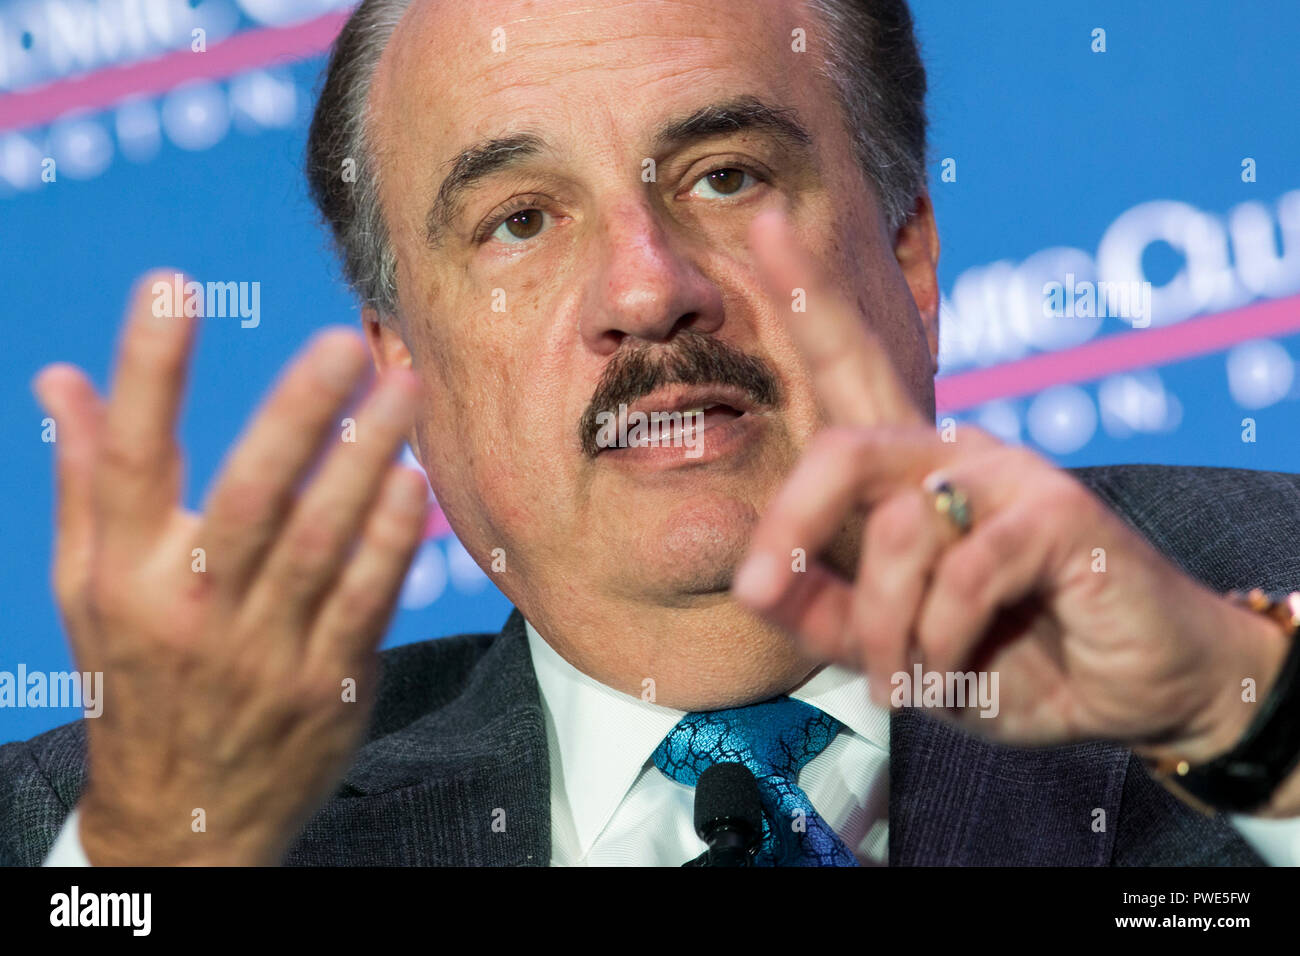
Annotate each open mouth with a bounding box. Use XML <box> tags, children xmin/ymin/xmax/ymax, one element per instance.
<box><xmin>590</xmin><ymin>385</ymin><xmax>759</xmax><ymax>456</ymax></box>
<box><xmin>622</xmin><ymin>403</ymin><xmax>744</xmax><ymax>447</ymax></box>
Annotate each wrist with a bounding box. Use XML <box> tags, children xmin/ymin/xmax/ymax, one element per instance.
<box><xmin>1136</xmin><ymin>589</ymin><xmax>1300</xmax><ymax>817</ymax></box>
<box><xmin>1135</xmin><ymin>593</ymin><xmax>1286</xmax><ymax>766</ymax></box>
<box><xmin>78</xmin><ymin>789</ymin><xmax>281</xmax><ymax>866</ymax></box>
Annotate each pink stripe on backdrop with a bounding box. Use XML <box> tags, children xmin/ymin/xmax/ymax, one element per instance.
<box><xmin>0</xmin><ymin>11</ymin><xmax>350</xmax><ymax>133</ymax></box>
<box><xmin>424</xmin><ymin>506</ymin><xmax>452</xmax><ymax>541</ymax></box>
<box><xmin>935</xmin><ymin>293</ymin><xmax>1300</xmax><ymax>413</ymax></box>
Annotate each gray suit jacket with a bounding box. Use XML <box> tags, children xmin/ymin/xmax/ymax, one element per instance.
<box><xmin>4</xmin><ymin>464</ymin><xmax>1299</xmax><ymax>866</ymax></box>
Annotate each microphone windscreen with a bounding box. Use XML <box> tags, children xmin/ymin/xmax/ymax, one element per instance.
<box><xmin>694</xmin><ymin>762</ymin><xmax>764</xmax><ymax>839</ymax></box>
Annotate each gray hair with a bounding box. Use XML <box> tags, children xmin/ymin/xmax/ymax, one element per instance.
<box><xmin>306</xmin><ymin>0</ymin><xmax>928</xmax><ymax>319</ymax></box>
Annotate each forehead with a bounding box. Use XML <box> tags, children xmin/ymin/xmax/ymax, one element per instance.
<box><xmin>371</xmin><ymin>0</ymin><xmax>819</xmax><ymax>163</ymax></box>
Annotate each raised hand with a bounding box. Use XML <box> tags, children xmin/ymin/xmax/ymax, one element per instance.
<box><xmin>731</xmin><ymin>211</ymin><xmax>1292</xmax><ymax>801</ymax></box>
<box><xmin>34</xmin><ymin>272</ymin><xmax>429</xmax><ymax>865</ymax></box>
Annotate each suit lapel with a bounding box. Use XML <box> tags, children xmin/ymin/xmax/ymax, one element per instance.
<box><xmin>287</xmin><ymin>611</ymin><xmax>551</xmax><ymax>866</ymax></box>
<box><xmin>286</xmin><ymin>611</ymin><xmax>1141</xmax><ymax>866</ymax></box>
<box><xmin>296</xmin><ymin>620</ymin><xmax>1131</xmax><ymax>866</ymax></box>
<box><xmin>889</xmin><ymin>707</ymin><xmax>1130</xmax><ymax>865</ymax></box>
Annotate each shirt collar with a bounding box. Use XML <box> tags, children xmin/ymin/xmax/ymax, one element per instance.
<box><xmin>525</xmin><ymin>619</ymin><xmax>890</xmax><ymax>858</ymax></box>
<box><xmin>790</xmin><ymin>657</ymin><xmax>891</xmax><ymax>751</ymax></box>
<box><xmin>526</xmin><ymin>620</ymin><xmax>683</xmax><ymax>857</ymax></box>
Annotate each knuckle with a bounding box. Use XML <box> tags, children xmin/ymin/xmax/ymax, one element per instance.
<box><xmin>1006</xmin><ymin>445</ymin><xmax>1048</xmax><ymax>475</ymax></box>
<box><xmin>97</xmin><ymin>433</ymin><xmax>147</xmax><ymax>475</ymax></box>
<box><xmin>292</xmin><ymin>664</ymin><xmax>353</xmax><ymax>712</ymax></box>
<box><xmin>334</xmin><ymin>586</ymin><xmax>388</xmax><ymax>632</ymax></box>
<box><xmin>813</xmin><ymin>425</ymin><xmax>867</xmax><ymax>460</ymax></box>
<box><xmin>226</xmin><ymin>648</ymin><xmax>277</xmax><ymax>698</ymax></box>
<box><xmin>124</xmin><ymin>323</ymin><xmax>186</xmax><ymax>375</ymax></box>
<box><xmin>980</xmin><ymin>518</ymin><xmax>1018</xmax><ymax>562</ymax></box>
<box><xmin>916</xmin><ymin>622</ymin><xmax>950</xmax><ymax>663</ymax></box>
<box><xmin>853</xmin><ymin>613</ymin><xmax>894</xmax><ymax>659</ymax></box>
<box><xmin>868</xmin><ymin>493</ymin><xmax>925</xmax><ymax>555</ymax></box>
<box><xmin>282</xmin><ymin>517</ymin><xmax>341</xmax><ymax>575</ymax></box>
<box><xmin>960</xmin><ymin>424</ymin><xmax>1000</xmax><ymax>450</ymax></box>
<box><xmin>175</xmin><ymin>565</ymin><xmax>217</xmax><ymax>616</ymax></box>
<box><xmin>805</xmin><ymin>426</ymin><xmax>883</xmax><ymax>481</ymax></box>
<box><xmin>51</xmin><ymin>561</ymin><xmax>89</xmax><ymax>613</ymax></box>
<box><xmin>212</xmin><ymin>477</ymin><xmax>281</xmax><ymax>531</ymax></box>
<box><xmin>365</xmin><ymin>506</ymin><xmax>419</xmax><ymax>556</ymax></box>
<box><xmin>918</xmin><ymin>612</ymin><xmax>963</xmax><ymax>657</ymax></box>
<box><xmin>939</xmin><ymin>549</ymin><xmax>988</xmax><ymax>604</ymax></box>
<box><xmin>86</xmin><ymin>566</ymin><xmax>125</xmax><ymax>620</ymax></box>
<box><xmin>1035</xmin><ymin>474</ymin><xmax>1091</xmax><ymax>526</ymax></box>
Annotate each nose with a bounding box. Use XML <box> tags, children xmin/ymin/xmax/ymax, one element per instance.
<box><xmin>578</xmin><ymin>200</ymin><xmax>725</xmax><ymax>355</ymax></box>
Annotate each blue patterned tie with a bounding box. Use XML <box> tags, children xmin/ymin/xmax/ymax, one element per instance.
<box><xmin>651</xmin><ymin>697</ymin><xmax>859</xmax><ymax>866</ymax></box>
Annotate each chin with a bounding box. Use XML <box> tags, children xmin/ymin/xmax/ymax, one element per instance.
<box><xmin>623</xmin><ymin>493</ymin><xmax>759</xmax><ymax>601</ymax></box>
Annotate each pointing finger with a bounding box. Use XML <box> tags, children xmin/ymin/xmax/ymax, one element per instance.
<box><xmin>748</xmin><ymin>209</ymin><xmax>923</xmax><ymax>428</ymax></box>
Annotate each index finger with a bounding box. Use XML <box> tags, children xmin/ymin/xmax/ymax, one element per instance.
<box><xmin>748</xmin><ymin>209</ymin><xmax>924</xmax><ymax>427</ymax></box>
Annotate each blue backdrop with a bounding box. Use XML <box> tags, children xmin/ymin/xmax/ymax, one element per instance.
<box><xmin>3</xmin><ymin>0</ymin><xmax>1298</xmax><ymax>742</ymax></box>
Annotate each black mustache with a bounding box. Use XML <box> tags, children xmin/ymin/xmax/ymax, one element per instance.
<box><xmin>579</xmin><ymin>330</ymin><xmax>781</xmax><ymax>457</ymax></box>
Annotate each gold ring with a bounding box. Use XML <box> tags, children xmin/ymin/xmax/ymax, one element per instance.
<box><xmin>930</xmin><ymin>479</ymin><xmax>972</xmax><ymax>536</ymax></box>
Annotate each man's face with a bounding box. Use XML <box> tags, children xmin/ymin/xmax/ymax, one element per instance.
<box><xmin>368</xmin><ymin>0</ymin><xmax>938</xmax><ymax>701</ymax></box>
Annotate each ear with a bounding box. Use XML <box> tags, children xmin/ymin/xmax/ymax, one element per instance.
<box><xmin>362</xmin><ymin>307</ymin><xmax>423</xmax><ymax>455</ymax></box>
<box><xmin>363</xmin><ymin>307</ymin><xmax>412</xmax><ymax>372</ymax></box>
<box><xmin>892</xmin><ymin>190</ymin><xmax>941</xmax><ymax>376</ymax></box>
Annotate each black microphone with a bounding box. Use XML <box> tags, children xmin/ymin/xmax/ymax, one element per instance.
<box><xmin>683</xmin><ymin>763</ymin><xmax>764</xmax><ymax>866</ymax></box>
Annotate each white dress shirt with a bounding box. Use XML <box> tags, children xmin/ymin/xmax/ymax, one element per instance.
<box><xmin>43</xmin><ymin>618</ymin><xmax>1300</xmax><ymax>866</ymax></box>
<box><xmin>529</xmin><ymin>622</ymin><xmax>891</xmax><ymax>865</ymax></box>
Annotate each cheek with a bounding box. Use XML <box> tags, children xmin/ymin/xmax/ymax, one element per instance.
<box><xmin>414</xmin><ymin>357</ymin><xmax>568</xmax><ymax>542</ymax></box>
<box><xmin>411</xmin><ymin>305</ymin><xmax>514</xmax><ymax>424</ymax></box>
<box><xmin>748</xmin><ymin>307</ymin><xmax>833</xmax><ymax>440</ymax></box>
<box><xmin>413</xmin><ymin>408</ymin><xmax>543</xmax><ymax>568</ymax></box>
<box><xmin>474</xmin><ymin>456</ymin><xmax>539</xmax><ymax>536</ymax></box>
<box><xmin>815</xmin><ymin>209</ymin><xmax>933</xmax><ymax>411</ymax></box>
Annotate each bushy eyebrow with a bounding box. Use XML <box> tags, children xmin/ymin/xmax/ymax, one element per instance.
<box><xmin>425</xmin><ymin>133</ymin><xmax>545</xmax><ymax>247</ymax></box>
<box><xmin>650</xmin><ymin>95</ymin><xmax>813</xmax><ymax>154</ymax></box>
<box><xmin>423</xmin><ymin>96</ymin><xmax>813</xmax><ymax>247</ymax></box>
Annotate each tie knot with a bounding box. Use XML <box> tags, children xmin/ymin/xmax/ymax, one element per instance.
<box><xmin>651</xmin><ymin>697</ymin><xmax>856</xmax><ymax>866</ymax></box>
<box><xmin>652</xmin><ymin>696</ymin><xmax>842</xmax><ymax>787</ymax></box>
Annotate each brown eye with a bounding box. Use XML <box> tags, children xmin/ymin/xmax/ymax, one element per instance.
<box><xmin>504</xmin><ymin>209</ymin><xmax>544</xmax><ymax>240</ymax></box>
<box><xmin>706</xmin><ymin>168</ymin><xmax>747</xmax><ymax>195</ymax></box>
<box><xmin>689</xmin><ymin>167</ymin><xmax>756</xmax><ymax>200</ymax></box>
